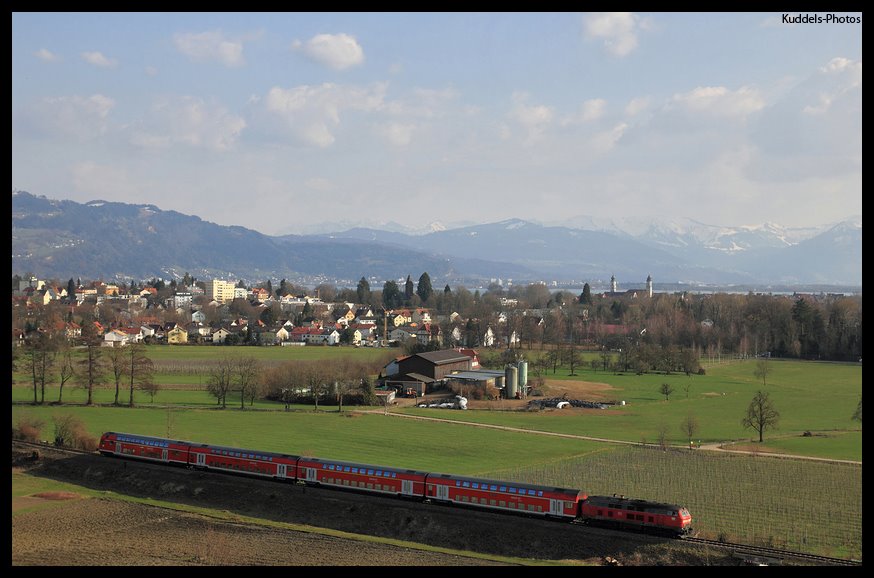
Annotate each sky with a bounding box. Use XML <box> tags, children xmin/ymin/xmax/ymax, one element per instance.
<box><xmin>11</xmin><ymin>12</ymin><xmax>862</xmax><ymax>236</ymax></box>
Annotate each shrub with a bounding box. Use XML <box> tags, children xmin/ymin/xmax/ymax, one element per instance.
<box><xmin>14</xmin><ymin>415</ymin><xmax>45</xmax><ymax>442</ymax></box>
<box><xmin>52</xmin><ymin>413</ymin><xmax>97</xmax><ymax>450</ymax></box>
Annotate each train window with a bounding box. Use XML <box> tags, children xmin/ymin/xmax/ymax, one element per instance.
<box><xmin>499</xmin><ymin>486</ymin><xmax>506</xmax><ymax>492</ymax></box>
<box><xmin>472</xmin><ymin>483</ymin><xmax>479</xmax><ymax>489</ymax></box>
<box><xmin>490</xmin><ymin>485</ymin><xmax>497</xmax><ymax>491</ymax></box>
<box><xmin>500</xmin><ymin>501</ymin><xmax>506</xmax><ymax>507</ymax></box>
<box><xmin>509</xmin><ymin>488</ymin><xmax>516</xmax><ymax>493</ymax></box>
<box><xmin>392</xmin><ymin>473</ymin><xmax>396</xmax><ymax>478</ymax></box>
<box><xmin>344</xmin><ymin>467</ymin><xmax>351</xmax><ymax>472</ymax></box>
<box><xmin>462</xmin><ymin>481</ymin><xmax>470</xmax><ymax>488</ymax></box>
<box><xmin>367</xmin><ymin>469</ymin><xmax>374</xmax><ymax>475</ymax></box>
<box><xmin>528</xmin><ymin>490</ymin><xmax>535</xmax><ymax>496</ymax></box>
<box><xmin>456</xmin><ymin>481</ymin><xmax>461</xmax><ymax>486</ymax></box>
<box><xmin>537</xmin><ymin>491</ymin><xmax>543</xmax><ymax>497</ymax></box>
<box><xmin>352</xmin><ymin>468</ymin><xmax>358</xmax><ymax>473</ymax></box>
<box><xmin>490</xmin><ymin>500</ymin><xmax>496</xmax><ymax>506</ymax></box>
<box><xmin>376</xmin><ymin>470</ymin><xmax>382</xmax><ymax>476</ymax></box>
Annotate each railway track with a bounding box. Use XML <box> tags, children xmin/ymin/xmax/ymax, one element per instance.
<box><xmin>682</xmin><ymin>536</ymin><xmax>861</xmax><ymax>566</ymax></box>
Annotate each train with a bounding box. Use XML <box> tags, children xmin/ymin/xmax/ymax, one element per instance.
<box><xmin>98</xmin><ymin>431</ymin><xmax>693</xmax><ymax>536</ymax></box>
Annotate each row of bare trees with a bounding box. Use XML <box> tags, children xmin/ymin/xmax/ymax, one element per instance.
<box><xmin>14</xmin><ymin>323</ymin><xmax>157</xmax><ymax>407</ymax></box>
<box><xmin>207</xmin><ymin>356</ymin><xmax>388</xmax><ymax>411</ymax></box>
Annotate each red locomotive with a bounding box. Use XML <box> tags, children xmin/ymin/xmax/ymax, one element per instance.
<box><xmin>98</xmin><ymin>431</ymin><xmax>693</xmax><ymax>536</ymax></box>
<box><xmin>580</xmin><ymin>494</ymin><xmax>693</xmax><ymax>536</ymax></box>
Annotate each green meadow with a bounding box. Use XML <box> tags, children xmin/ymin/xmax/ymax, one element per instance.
<box><xmin>11</xmin><ymin>346</ymin><xmax>862</xmax><ymax>560</ymax></box>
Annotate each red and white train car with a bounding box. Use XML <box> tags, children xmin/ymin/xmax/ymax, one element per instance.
<box><xmin>98</xmin><ymin>431</ymin><xmax>191</xmax><ymax>466</ymax></box>
<box><xmin>297</xmin><ymin>457</ymin><xmax>428</xmax><ymax>498</ymax></box>
<box><xmin>580</xmin><ymin>495</ymin><xmax>693</xmax><ymax>535</ymax></box>
<box><xmin>424</xmin><ymin>472</ymin><xmax>587</xmax><ymax>520</ymax></box>
<box><xmin>98</xmin><ymin>432</ymin><xmax>693</xmax><ymax>536</ymax></box>
<box><xmin>189</xmin><ymin>442</ymin><xmax>299</xmax><ymax>481</ymax></box>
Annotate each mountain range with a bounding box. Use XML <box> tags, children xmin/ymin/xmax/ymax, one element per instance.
<box><xmin>11</xmin><ymin>191</ymin><xmax>862</xmax><ymax>290</ymax></box>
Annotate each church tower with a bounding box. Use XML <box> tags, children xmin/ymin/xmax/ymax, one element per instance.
<box><xmin>646</xmin><ymin>274</ymin><xmax>653</xmax><ymax>298</ymax></box>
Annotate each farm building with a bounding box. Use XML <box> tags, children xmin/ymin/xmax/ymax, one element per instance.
<box><xmin>397</xmin><ymin>350</ymin><xmax>473</xmax><ymax>381</ymax></box>
<box><xmin>379</xmin><ymin>349</ymin><xmax>474</xmax><ymax>395</ymax></box>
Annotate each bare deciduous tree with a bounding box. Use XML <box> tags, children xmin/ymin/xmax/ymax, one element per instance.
<box><xmin>754</xmin><ymin>358</ymin><xmax>772</xmax><ymax>387</ymax></box>
<box><xmin>57</xmin><ymin>345</ymin><xmax>75</xmax><ymax>404</ymax></box>
<box><xmin>125</xmin><ymin>342</ymin><xmax>155</xmax><ymax>407</ymax></box>
<box><xmin>107</xmin><ymin>345</ymin><xmax>126</xmax><ymax>405</ymax></box>
<box><xmin>206</xmin><ymin>356</ymin><xmax>234</xmax><ymax>409</ymax></box>
<box><xmin>680</xmin><ymin>414</ymin><xmax>700</xmax><ymax>449</ymax></box>
<box><xmin>76</xmin><ymin>324</ymin><xmax>105</xmax><ymax>406</ymax></box>
<box><xmin>742</xmin><ymin>390</ymin><xmax>780</xmax><ymax>443</ymax></box>
<box><xmin>656</xmin><ymin>423</ymin><xmax>670</xmax><ymax>451</ymax></box>
<box><xmin>233</xmin><ymin>355</ymin><xmax>261</xmax><ymax>409</ymax></box>
<box><xmin>659</xmin><ymin>382</ymin><xmax>674</xmax><ymax>401</ymax></box>
<box><xmin>24</xmin><ymin>331</ymin><xmax>56</xmax><ymax>405</ymax></box>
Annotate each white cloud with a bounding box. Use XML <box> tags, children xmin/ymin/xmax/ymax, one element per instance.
<box><xmin>508</xmin><ymin>92</ymin><xmax>553</xmax><ymax>143</ymax></box>
<box><xmin>583</xmin><ymin>12</ymin><xmax>645</xmax><ymax>57</ymax></box>
<box><xmin>379</xmin><ymin>122</ymin><xmax>416</xmax><ymax>146</ymax></box>
<box><xmin>384</xmin><ymin>87</ymin><xmax>459</xmax><ymax>118</ymax></box>
<box><xmin>81</xmin><ymin>51</ymin><xmax>117</xmax><ymax>68</ymax></box>
<box><xmin>263</xmin><ymin>83</ymin><xmax>386</xmax><ymax>147</ymax></box>
<box><xmin>129</xmin><ymin>96</ymin><xmax>246</xmax><ymax>151</ymax></box>
<box><xmin>669</xmin><ymin>86</ymin><xmax>765</xmax><ymax>117</ymax></box>
<box><xmin>744</xmin><ymin>57</ymin><xmax>861</xmax><ymax>183</ymax></box>
<box><xmin>624</xmin><ymin>96</ymin><xmax>650</xmax><ymax>116</ymax></box>
<box><xmin>803</xmin><ymin>57</ymin><xmax>862</xmax><ymax>114</ymax></box>
<box><xmin>562</xmin><ymin>98</ymin><xmax>606</xmax><ymax>126</ymax></box>
<box><xmin>174</xmin><ymin>30</ymin><xmax>245</xmax><ymax>67</ymax></box>
<box><xmin>21</xmin><ymin>94</ymin><xmax>115</xmax><ymax>139</ymax></box>
<box><xmin>34</xmin><ymin>48</ymin><xmax>59</xmax><ymax>62</ymax></box>
<box><xmin>293</xmin><ymin>33</ymin><xmax>364</xmax><ymax>71</ymax></box>
<box><xmin>591</xmin><ymin>122</ymin><xmax>629</xmax><ymax>152</ymax></box>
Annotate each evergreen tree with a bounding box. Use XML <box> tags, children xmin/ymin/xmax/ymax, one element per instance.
<box><xmin>404</xmin><ymin>275</ymin><xmax>414</xmax><ymax>302</ymax></box>
<box><xmin>357</xmin><ymin>277</ymin><xmax>371</xmax><ymax>304</ymax></box>
<box><xmin>416</xmin><ymin>272</ymin><xmax>433</xmax><ymax>303</ymax></box>
<box><xmin>383</xmin><ymin>280</ymin><xmax>402</xmax><ymax>309</ymax></box>
<box><xmin>580</xmin><ymin>283</ymin><xmax>592</xmax><ymax>305</ymax></box>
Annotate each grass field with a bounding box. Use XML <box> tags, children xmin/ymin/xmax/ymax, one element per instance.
<box><xmin>10</xmin><ymin>346</ymin><xmax>863</xmax><ymax>560</ymax></box>
<box><xmin>490</xmin><ymin>446</ymin><xmax>862</xmax><ymax>560</ymax></box>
